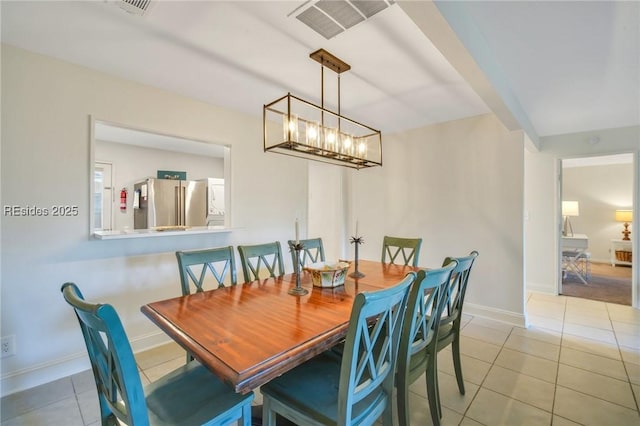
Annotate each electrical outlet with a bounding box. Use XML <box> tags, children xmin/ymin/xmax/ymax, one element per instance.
<box><xmin>1</xmin><ymin>335</ymin><xmax>16</xmax><ymax>358</ymax></box>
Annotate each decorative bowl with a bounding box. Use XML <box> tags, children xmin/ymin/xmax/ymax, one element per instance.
<box><xmin>305</xmin><ymin>261</ymin><xmax>350</xmax><ymax>288</ymax></box>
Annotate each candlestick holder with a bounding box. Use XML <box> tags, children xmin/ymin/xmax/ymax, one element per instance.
<box><xmin>289</xmin><ymin>242</ymin><xmax>309</xmax><ymax>296</ymax></box>
<box><xmin>349</xmin><ymin>236</ymin><xmax>365</xmax><ymax>278</ymax></box>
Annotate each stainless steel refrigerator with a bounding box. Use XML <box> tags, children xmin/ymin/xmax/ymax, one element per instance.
<box><xmin>133</xmin><ymin>178</ymin><xmax>208</xmax><ymax>229</ymax></box>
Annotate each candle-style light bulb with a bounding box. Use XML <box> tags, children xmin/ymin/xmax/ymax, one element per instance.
<box><xmin>325</xmin><ymin>128</ymin><xmax>336</xmax><ymax>151</ymax></box>
<box><xmin>357</xmin><ymin>141</ymin><xmax>367</xmax><ymax>158</ymax></box>
<box><xmin>342</xmin><ymin>134</ymin><xmax>352</xmax><ymax>155</ymax></box>
<box><xmin>306</xmin><ymin>122</ymin><xmax>318</xmax><ymax>147</ymax></box>
<box><xmin>283</xmin><ymin>114</ymin><xmax>299</xmax><ymax>142</ymax></box>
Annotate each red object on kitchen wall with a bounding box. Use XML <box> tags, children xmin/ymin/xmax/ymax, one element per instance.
<box><xmin>120</xmin><ymin>188</ymin><xmax>127</xmax><ymax>211</ymax></box>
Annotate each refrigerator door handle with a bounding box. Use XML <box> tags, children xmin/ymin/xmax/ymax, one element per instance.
<box><xmin>175</xmin><ymin>185</ymin><xmax>181</xmax><ymax>226</ymax></box>
<box><xmin>180</xmin><ymin>185</ymin><xmax>186</xmax><ymax>226</ymax></box>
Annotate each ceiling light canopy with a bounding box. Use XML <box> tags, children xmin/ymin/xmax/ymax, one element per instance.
<box><xmin>263</xmin><ymin>49</ymin><xmax>382</xmax><ymax>170</ymax></box>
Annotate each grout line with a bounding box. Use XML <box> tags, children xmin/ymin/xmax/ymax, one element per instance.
<box><xmin>607</xmin><ymin>303</ymin><xmax>640</xmax><ymax>414</ymax></box>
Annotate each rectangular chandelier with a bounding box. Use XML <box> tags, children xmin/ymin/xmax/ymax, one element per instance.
<box><xmin>263</xmin><ymin>49</ymin><xmax>382</xmax><ymax>169</ymax></box>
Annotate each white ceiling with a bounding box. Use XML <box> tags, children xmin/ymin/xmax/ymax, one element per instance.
<box><xmin>2</xmin><ymin>1</ymin><xmax>638</xmax><ymax>141</ymax></box>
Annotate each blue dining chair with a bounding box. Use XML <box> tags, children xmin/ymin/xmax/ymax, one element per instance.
<box><xmin>381</xmin><ymin>236</ymin><xmax>423</xmax><ymax>267</ymax></box>
<box><xmin>176</xmin><ymin>246</ymin><xmax>237</xmax><ymax>363</ymax></box>
<box><xmin>61</xmin><ymin>282</ymin><xmax>254</xmax><ymax>426</ymax></box>
<box><xmin>396</xmin><ymin>261</ymin><xmax>458</xmax><ymax>426</ymax></box>
<box><xmin>287</xmin><ymin>238</ymin><xmax>325</xmax><ymax>269</ymax></box>
<box><xmin>260</xmin><ymin>272</ymin><xmax>416</xmax><ymax>426</ymax></box>
<box><xmin>176</xmin><ymin>246</ymin><xmax>237</xmax><ymax>295</ymax></box>
<box><xmin>237</xmin><ymin>241</ymin><xmax>285</xmax><ymax>282</ymax></box>
<box><xmin>432</xmin><ymin>250</ymin><xmax>479</xmax><ymax>418</ymax></box>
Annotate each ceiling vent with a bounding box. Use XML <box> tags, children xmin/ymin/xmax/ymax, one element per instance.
<box><xmin>295</xmin><ymin>0</ymin><xmax>394</xmax><ymax>39</ymax></box>
<box><xmin>114</xmin><ymin>0</ymin><xmax>154</xmax><ymax>16</ymax></box>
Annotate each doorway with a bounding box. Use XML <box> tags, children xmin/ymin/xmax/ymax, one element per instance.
<box><xmin>560</xmin><ymin>154</ymin><xmax>634</xmax><ymax>305</ymax></box>
<box><xmin>94</xmin><ymin>161</ymin><xmax>113</xmax><ymax>231</ymax></box>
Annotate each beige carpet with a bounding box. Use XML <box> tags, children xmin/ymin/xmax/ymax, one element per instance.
<box><xmin>561</xmin><ymin>261</ymin><xmax>632</xmax><ymax>305</ymax></box>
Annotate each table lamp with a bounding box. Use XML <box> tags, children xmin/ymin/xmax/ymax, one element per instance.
<box><xmin>562</xmin><ymin>201</ymin><xmax>580</xmax><ymax>236</ymax></box>
<box><xmin>615</xmin><ymin>209</ymin><xmax>632</xmax><ymax>240</ymax></box>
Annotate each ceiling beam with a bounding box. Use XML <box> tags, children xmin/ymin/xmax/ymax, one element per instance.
<box><xmin>398</xmin><ymin>0</ymin><xmax>540</xmax><ymax>150</ymax></box>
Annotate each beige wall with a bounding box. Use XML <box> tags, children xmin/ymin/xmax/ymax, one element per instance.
<box><xmin>524</xmin><ymin>148</ymin><xmax>559</xmax><ymax>294</ymax></box>
<box><xmin>350</xmin><ymin>115</ymin><xmax>526</xmax><ymax>318</ymax></box>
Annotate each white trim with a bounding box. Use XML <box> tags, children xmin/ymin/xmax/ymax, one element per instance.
<box><xmin>0</xmin><ymin>331</ymin><xmax>172</xmax><ymax>398</ymax></box>
<box><xmin>464</xmin><ymin>302</ymin><xmax>527</xmax><ymax>328</ymax></box>
<box><xmin>527</xmin><ymin>282</ymin><xmax>556</xmax><ymax>295</ymax></box>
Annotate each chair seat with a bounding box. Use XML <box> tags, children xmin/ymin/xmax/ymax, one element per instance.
<box><xmin>146</xmin><ymin>361</ymin><xmax>253</xmax><ymax>426</ymax></box>
<box><xmin>261</xmin><ymin>352</ymin><xmax>388</xmax><ymax>425</ymax></box>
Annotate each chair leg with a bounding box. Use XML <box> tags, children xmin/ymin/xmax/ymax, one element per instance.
<box><xmin>381</xmin><ymin>403</ymin><xmax>394</xmax><ymax>426</ymax></box>
<box><xmin>397</xmin><ymin>378</ymin><xmax>411</xmax><ymax>426</ymax></box>
<box><xmin>240</xmin><ymin>403</ymin><xmax>252</xmax><ymax>426</ymax></box>
<box><xmin>262</xmin><ymin>397</ymin><xmax>276</xmax><ymax>426</ymax></box>
<box><xmin>426</xmin><ymin>358</ymin><xmax>441</xmax><ymax>426</ymax></box>
<box><xmin>451</xmin><ymin>336</ymin><xmax>465</xmax><ymax>395</ymax></box>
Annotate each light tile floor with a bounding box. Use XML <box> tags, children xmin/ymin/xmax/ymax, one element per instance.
<box><xmin>2</xmin><ymin>292</ymin><xmax>639</xmax><ymax>425</ymax></box>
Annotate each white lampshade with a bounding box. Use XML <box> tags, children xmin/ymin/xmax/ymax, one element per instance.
<box><xmin>562</xmin><ymin>201</ymin><xmax>580</xmax><ymax>217</ymax></box>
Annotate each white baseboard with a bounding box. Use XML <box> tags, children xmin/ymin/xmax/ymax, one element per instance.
<box><xmin>1</xmin><ymin>331</ymin><xmax>171</xmax><ymax>398</ymax></box>
<box><xmin>464</xmin><ymin>302</ymin><xmax>527</xmax><ymax>328</ymax></box>
<box><xmin>0</xmin><ymin>352</ymin><xmax>90</xmax><ymax>398</ymax></box>
<box><xmin>527</xmin><ymin>281</ymin><xmax>557</xmax><ymax>295</ymax></box>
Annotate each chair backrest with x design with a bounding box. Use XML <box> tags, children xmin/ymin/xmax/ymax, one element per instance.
<box><xmin>287</xmin><ymin>238</ymin><xmax>325</xmax><ymax>269</ymax></box>
<box><xmin>237</xmin><ymin>241</ymin><xmax>285</xmax><ymax>282</ymax></box>
<box><xmin>61</xmin><ymin>282</ymin><xmax>148</xmax><ymax>425</ymax></box>
<box><xmin>441</xmin><ymin>250</ymin><xmax>479</xmax><ymax>327</ymax></box>
<box><xmin>381</xmin><ymin>236</ymin><xmax>423</xmax><ymax>267</ymax></box>
<box><xmin>175</xmin><ymin>246</ymin><xmax>237</xmax><ymax>295</ymax></box>
<box><xmin>337</xmin><ymin>272</ymin><xmax>415</xmax><ymax>424</ymax></box>
<box><xmin>397</xmin><ymin>260</ymin><xmax>457</xmax><ymax>385</ymax></box>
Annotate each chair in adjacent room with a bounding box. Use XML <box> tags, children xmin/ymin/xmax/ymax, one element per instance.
<box><xmin>396</xmin><ymin>260</ymin><xmax>457</xmax><ymax>426</ymax></box>
<box><xmin>561</xmin><ymin>249</ymin><xmax>591</xmax><ymax>285</ymax></box>
<box><xmin>260</xmin><ymin>272</ymin><xmax>416</xmax><ymax>426</ymax></box>
<box><xmin>381</xmin><ymin>236</ymin><xmax>423</xmax><ymax>267</ymax></box>
<box><xmin>237</xmin><ymin>241</ymin><xmax>285</xmax><ymax>282</ymax></box>
<box><xmin>287</xmin><ymin>238</ymin><xmax>325</xmax><ymax>269</ymax></box>
<box><xmin>61</xmin><ymin>282</ymin><xmax>254</xmax><ymax>426</ymax></box>
<box><xmin>432</xmin><ymin>250</ymin><xmax>479</xmax><ymax>418</ymax></box>
<box><xmin>176</xmin><ymin>246</ymin><xmax>237</xmax><ymax>295</ymax></box>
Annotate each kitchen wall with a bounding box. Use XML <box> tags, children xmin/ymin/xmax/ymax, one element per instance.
<box><xmin>95</xmin><ymin>140</ymin><xmax>224</xmax><ymax>232</ymax></box>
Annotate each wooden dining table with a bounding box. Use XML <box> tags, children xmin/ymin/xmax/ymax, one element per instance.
<box><xmin>141</xmin><ymin>259</ymin><xmax>419</xmax><ymax>394</ymax></box>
